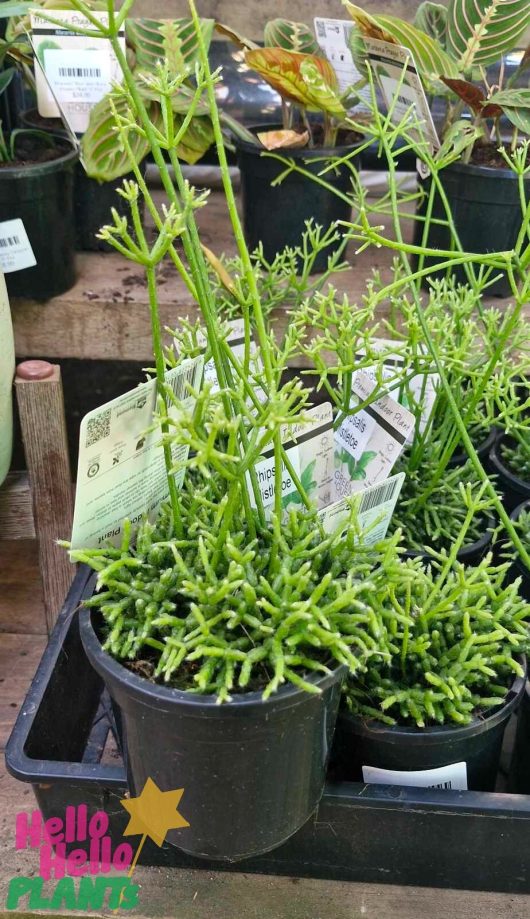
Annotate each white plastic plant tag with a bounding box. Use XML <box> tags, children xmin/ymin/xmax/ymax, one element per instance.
<box><xmin>249</xmin><ymin>403</ymin><xmax>334</xmax><ymax>514</ymax></box>
<box><xmin>70</xmin><ymin>358</ymin><xmax>203</xmax><ymax>550</ymax></box>
<box><xmin>334</xmin><ymin>371</ymin><xmax>415</xmax><ymax>498</ymax></box>
<box><xmin>314</xmin><ymin>17</ymin><xmax>370</xmax><ymax>104</ymax></box>
<box><xmin>30</xmin><ymin>11</ymin><xmax>125</xmax><ymax>134</ymax></box>
<box><xmin>362</xmin><ymin>761</ymin><xmax>468</xmax><ymax>791</ymax></box>
<box><xmin>318</xmin><ymin>471</ymin><xmax>404</xmax><ymax>543</ymax></box>
<box><xmin>363</xmin><ymin>37</ymin><xmax>440</xmax><ymax>151</ymax></box>
<box><xmin>0</xmin><ymin>219</ymin><xmax>36</xmax><ymax>273</ymax></box>
<box><xmin>356</xmin><ymin>337</ymin><xmax>439</xmax><ymax>438</ymax></box>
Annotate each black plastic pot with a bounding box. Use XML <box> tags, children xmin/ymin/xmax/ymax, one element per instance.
<box><xmin>413</xmin><ymin>161</ymin><xmax>530</xmax><ymax>298</ymax></box>
<box><xmin>332</xmin><ymin>664</ymin><xmax>526</xmax><ymax>792</ymax></box>
<box><xmin>74</xmin><ymin>168</ymin><xmax>145</xmax><ymax>252</ymax></box>
<box><xmin>0</xmin><ymin>138</ymin><xmax>78</xmax><ymax>299</ymax></box>
<box><xmin>448</xmin><ymin>427</ymin><xmax>499</xmax><ymax>470</ymax></box>
<box><xmin>235</xmin><ymin>125</ymin><xmax>361</xmax><ymax>273</ymax></box>
<box><xmin>80</xmin><ymin>607</ymin><xmax>346</xmax><ymax>862</ymax></box>
<box><xmin>508</xmin><ymin>499</ymin><xmax>530</xmax><ymax>601</ymax></box>
<box><xmin>509</xmin><ymin>681</ymin><xmax>530</xmax><ymax>794</ymax></box>
<box><xmin>402</xmin><ymin>514</ymin><xmax>495</xmax><ymax>565</ymax></box>
<box><xmin>489</xmin><ymin>433</ymin><xmax>530</xmax><ymax>512</ymax></box>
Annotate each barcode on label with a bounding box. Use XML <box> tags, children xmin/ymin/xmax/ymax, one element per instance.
<box><xmin>396</xmin><ymin>94</ymin><xmax>414</xmax><ymax>108</ymax></box>
<box><xmin>315</xmin><ymin>20</ymin><xmax>327</xmax><ymax>38</ymax></box>
<box><xmin>359</xmin><ymin>477</ymin><xmax>401</xmax><ymax>513</ymax></box>
<box><xmin>0</xmin><ymin>236</ymin><xmax>20</xmax><ymax>248</ymax></box>
<box><xmin>85</xmin><ymin>409</ymin><xmax>111</xmax><ymax>448</ymax></box>
<box><xmin>168</xmin><ymin>365</ymin><xmax>197</xmax><ymax>402</ymax></box>
<box><xmin>58</xmin><ymin>66</ymin><xmax>102</xmax><ymax>78</ymax></box>
<box><xmin>429</xmin><ymin>781</ymin><xmax>453</xmax><ymax>789</ymax></box>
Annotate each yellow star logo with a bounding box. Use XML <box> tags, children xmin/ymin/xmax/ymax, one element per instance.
<box><xmin>121</xmin><ymin>777</ymin><xmax>190</xmax><ymax>848</ymax></box>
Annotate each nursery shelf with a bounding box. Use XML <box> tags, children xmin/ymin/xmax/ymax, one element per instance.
<box><xmin>10</xmin><ymin>191</ymin><xmax>516</xmax><ymax>365</ymax></box>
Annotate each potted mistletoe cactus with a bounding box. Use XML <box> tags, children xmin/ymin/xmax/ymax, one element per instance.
<box><xmin>345</xmin><ymin>0</ymin><xmax>530</xmax><ymax>296</ymax></box>
<box><xmin>217</xmin><ymin>18</ymin><xmax>365</xmax><ymax>272</ymax></box>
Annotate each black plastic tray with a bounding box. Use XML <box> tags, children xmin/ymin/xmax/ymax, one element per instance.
<box><xmin>5</xmin><ymin>567</ymin><xmax>530</xmax><ymax>893</ymax></box>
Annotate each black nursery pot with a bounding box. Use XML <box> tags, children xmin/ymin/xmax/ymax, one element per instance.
<box><xmin>508</xmin><ymin>499</ymin><xmax>530</xmax><ymax>601</ymax></box>
<box><xmin>448</xmin><ymin>427</ymin><xmax>499</xmax><ymax>470</ymax></box>
<box><xmin>80</xmin><ymin>608</ymin><xmax>346</xmax><ymax>862</ymax></box>
<box><xmin>402</xmin><ymin>515</ymin><xmax>495</xmax><ymax>566</ymax></box>
<box><xmin>413</xmin><ymin>161</ymin><xmax>530</xmax><ymax>298</ymax></box>
<box><xmin>509</xmin><ymin>680</ymin><xmax>530</xmax><ymax>794</ymax></box>
<box><xmin>489</xmin><ymin>433</ymin><xmax>530</xmax><ymax>512</ymax></box>
<box><xmin>235</xmin><ymin>125</ymin><xmax>361</xmax><ymax>273</ymax></box>
<box><xmin>332</xmin><ymin>665</ymin><xmax>526</xmax><ymax>792</ymax></box>
<box><xmin>0</xmin><ymin>139</ymin><xmax>78</xmax><ymax>299</ymax></box>
<box><xmin>74</xmin><ymin>168</ymin><xmax>145</xmax><ymax>252</ymax></box>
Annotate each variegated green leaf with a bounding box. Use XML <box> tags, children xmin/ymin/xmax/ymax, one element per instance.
<box><xmin>245</xmin><ymin>48</ymin><xmax>343</xmax><ymax>114</ymax></box>
<box><xmin>342</xmin><ymin>2</ymin><xmax>459</xmax><ymax>87</ymax></box>
<box><xmin>126</xmin><ymin>17</ymin><xmax>214</xmax><ymax>74</ymax></box>
<box><xmin>446</xmin><ymin>0</ymin><xmax>530</xmax><ymax>71</ymax></box>
<box><xmin>263</xmin><ymin>19</ymin><xmax>320</xmax><ymax>54</ymax></box>
<box><xmin>81</xmin><ymin>93</ymin><xmax>158</xmax><ymax>182</ymax></box>
<box><xmin>173</xmin><ymin>113</ymin><xmax>214</xmax><ymax>164</ymax></box>
<box><xmin>487</xmin><ymin>88</ymin><xmax>530</xmax><ymax>134</ymax></box>
<box><xmin>413</xmin><ymin>2</ymin><xmax>448</xmax><ymax>44</ymax></box>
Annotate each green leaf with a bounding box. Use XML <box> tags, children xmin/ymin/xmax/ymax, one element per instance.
<box><xmin>264</xmin><ymin>19</ymin><xmax>320</xmax><ymax>54</ymax></box>
<box><xmin>126</xmin><ymin>17</ymin><xmax>214</xmax><ymax>74</ymax></box>
<box><xmin>173</xmin><ymin>113</ymin><xmax>214</xmax><ymax>165</ymax></box>
<box><xmin>81</xmin><ymin>93</ymin><xmax>156</xmax><ymax>182</ymax></box>
<box><xmin>488</xmin><ymin>87</ymin><xmax>530</xmax><ymax>134</ymax></box>
<box><xmin>245</xmin><ymin>48</ymin><xmax>344</xmax><ymax>115</ymax></box>
<box><xmin>446</xmin><ymin>0</ymin><xmax>530</xmax><ymax>72</ymax></box>
<box><xmin>214</xmin><ymin>22</ymin><xmax>258</xmax><ymax>52</ymax></box>
<box><xmin>413</xmin><ymin>2</ymin><xmax>448</xmax><ymax>44</ymax></box>
<box><xmin>0</xmin><ymin>65</ymin><xmax>15</xmax><ymax>96</ymax></box>
<box><xmin>342</xmin><ymin>2</ymin><xmax>459</xmax><ymax>88</ymax></box>
<box><xmin>434</xmin><ymin>119</ymin><xmax>484</xmax><ymax>164</ymax></box>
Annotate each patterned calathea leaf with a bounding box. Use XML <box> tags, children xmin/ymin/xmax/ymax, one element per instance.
<box><xmin>343</xmin><ymin>1</ymin><xmax>459</xmax><ymax>88</ymax></box>
<box><xmin>446</xmin><ymin>0</ymin><xmax>530</xmax><ymax>72</ymax></box>
<box><xmin>81</xmin><ymin>94</ymin><xmax>160</xmax><ymax>182</ymax></box>
<box><xmin>173</xmin><ymin>113</ymin><xmax>214</xmax><ymax>164</ymax></box>
<box><xmin>245</xmin><ymin>48</ymin><xmax>344</xmax><ymax>115</ymax></box>
<box><xmin>126</xmin><ymin>17</ymin><xmax>214</xmax><ymax>74</ymax></box>
<box><xmin>413</xmin><ymin>1</ymin><xmax>448</xmax><ymax>44</ymax></box>
<box><xmin>263</xmin><ymin>19</ymin><xmax>320</xmax><ymax>54</ymax></box>
<box><xmin>486</xmin><ymin>88</ymin><xmax>530</xmax><ymax>135</ymax></box>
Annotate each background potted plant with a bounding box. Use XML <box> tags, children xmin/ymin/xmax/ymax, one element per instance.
<box><xmin>344</xmin><ymin>0</ymin><xmax>530</xmax><ymax>296</ymax></box>
<box><xmin>216</xmin><ymin>17</ymin><xmax>365</xmax><ymax>273</ymax></box>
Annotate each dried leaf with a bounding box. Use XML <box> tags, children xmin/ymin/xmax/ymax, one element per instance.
<box><xmin>256</xmin><ymin>129</ymin><xmax>309</xmax><ymax>150</ymax></box>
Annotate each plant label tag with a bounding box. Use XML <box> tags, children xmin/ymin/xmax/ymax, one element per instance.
<box><xmin>70</xmin><ymin>358</ymin><xmax>203</xmax><ymax>550</ymax></box>
<box><xmin>318</xmin><ymin>471</ymin><xmax>405</xmax><ymax>542</ymax></box>
<box><xmin>362</xmin><ymin>761</ymin><xmax>468</xmax><ymax>791</ymax></box>
<box><xmin>363</xmin><ymin>37</ymin><xmax>440</xmax><ymax>151</ymax></box>
<box><xmin>0</xmin><ymin>219</ymin><xmax>36</xmax><ymax>273</ymax></box>
<box><xmin>201</xmin><ymin>319</ymin><xmax>264</xmax><ymax>399</ymax></box>
<box><xmin>314</xmin><ymin>17</ymin><xmax>370</xmax><ymax>104</ymax></box>
<box><xmin>334</xmin><ymin>371</ymin><xmax>415</xmax><ymax>498</ymax></box>
<box><xmin>30</xmin><ymin>10</ymin><xmax>126</xmax><ymax>134</ymax></box>
<box><xmin>356</xmin><ymin>337</ymin><xmax>439</xmax><ymax>437</ymax></box>
<box><xmin>249</xmin><ymin>403</ymin><xmax>334</xmax><ymax>514</ymax></box>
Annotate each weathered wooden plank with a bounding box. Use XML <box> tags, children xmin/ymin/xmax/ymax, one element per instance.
<box><xmin>15</xmin><ymin>363</ymin><xmax>74</xmax><ymax>634</ymax></box>
<box><xmin>0</xmin><ymin>539</ymin><xmax>46</xmax><ymax>636</ymax></box>
<box><xmin>0</xmin><ymin>474</ymin><xmax>35</xmax><ymax>540</ymax></box>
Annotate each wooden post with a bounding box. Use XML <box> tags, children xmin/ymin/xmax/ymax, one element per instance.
<box><xmin>15</xmin><ymin>360</ymin><xmax>74</xmax><ymax>633</ymax></box>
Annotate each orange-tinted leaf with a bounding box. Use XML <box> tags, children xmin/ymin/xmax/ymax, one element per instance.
<box><xmin>441</xmin><ymin>77</ymin><xmax>502</xmax><ymax>118</ymax></box>
<box><xmin>342</xmin><ymin>2</ymin><xmax>397</xmax><ymax>43</ymax></box>
<box><xmin>245</xmin><ymin>48</ymin><xmax>341</xmax><ymax>113</ymax></box>
<box><xmin>214</xmin><ymin>22</ymin><xmax>258</xmax><ymax>51</ymax></box>
<box><xmin>257</xmin><ymin>129</ymin><xmax>309</xmax><ymax>150</ymax></box>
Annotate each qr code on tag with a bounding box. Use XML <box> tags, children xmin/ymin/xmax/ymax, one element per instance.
<box><xmin>85</xmin><ymin>409</ymin><xmax>111</xmax><ymax>448</ymax></box>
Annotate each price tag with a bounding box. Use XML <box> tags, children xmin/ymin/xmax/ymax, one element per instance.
<box><xmin>314</xmin><ymin>17</ymin><xmax>370</xmax><ymax>104</ymax></box>
<box><xmin>362</xmin><ymin>761</ymin><xmax>468</xmax><ymax>790</ymax></box>
<box><xmin>318</xmin><ymin>471</ymin><xmax>405</xmax><ymax>542</ymax></box>
<box><xmin>30</xmin><ymin>10</ymin><xmax>125</xmax><ymax>134</ymax></box>
<box><xmin>0</xmin><ymin>219</ymin><xmax>36</xmax><ymax>273</ymax></box>
<box><xmin>363</xmin><ymin>37</ymin><xmax>440</xmax><ymax>151</ymax></box>
<box><xmin>70</xmin><ymin>358</ymin><xmax>204</xmax><ymax>550</ymax></box>
<box><xmin>334</xmin><ymin>371</ymin><xmax>415</xmax><ymax>498</ymax></box>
